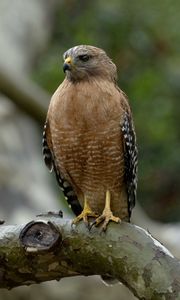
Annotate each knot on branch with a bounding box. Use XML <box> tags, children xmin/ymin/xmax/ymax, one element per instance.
<box><xmin>19</xmin><ymin>220</ymin><xmax>62</xmax><ymax>253</ymax></box>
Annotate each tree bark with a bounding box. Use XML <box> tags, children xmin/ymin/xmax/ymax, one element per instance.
<box><xmin>133</xmin><ymin>204</ymin><xmax>180</xmax><ymax>259</ymax></box>
<box><xmin>0</xmin><ymin>217</ymin><xmax>180</xmax><ymax>299</ymax></box>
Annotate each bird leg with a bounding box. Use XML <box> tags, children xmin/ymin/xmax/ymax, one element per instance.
<box><xmin>72</xmin><ymin>196</ymin><xmax>98</xmax><ymax>228</ymax></box>
<box><xmin>92</xmin><ymin>190</ymin><xmax>121</xmax><ymax>231</ymax></box>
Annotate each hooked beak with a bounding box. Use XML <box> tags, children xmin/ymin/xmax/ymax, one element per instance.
<box><xmin>63</xmin><ymin>56</ymin><xmax>72</xmax><ymax>73</ymax></box>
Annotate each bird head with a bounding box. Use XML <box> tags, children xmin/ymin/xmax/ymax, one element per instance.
<box><xmin>63</xmin><ymin>45</ymin><xmax>117</xmax><ymax>82</ymax></box>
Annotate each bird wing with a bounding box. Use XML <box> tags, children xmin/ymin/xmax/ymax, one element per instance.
<box><xmin>42</xmin><ymin>121</ymin><xmax>53</xmax><ymax>172</ymax></box>
<box><xmin>121</xmin><ymin>111</ymin><xmax>138</xmax><ymax>217</ymax></box>
<box><xmin>42</xmin><ymin>120</ymin><xmax>82</xmax><ymax>216</ymax></box>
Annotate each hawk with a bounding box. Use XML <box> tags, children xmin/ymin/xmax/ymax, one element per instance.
<box><xmin>43</xmin><ymin>45</ymin><xmax>138</xmax><ymax>231</ymax></box>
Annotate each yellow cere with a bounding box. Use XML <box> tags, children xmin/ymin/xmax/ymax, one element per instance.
<box><xmin>65</xmin><ymin>56</ymin><xmax>72</xmax><ymax>64</ymax></box>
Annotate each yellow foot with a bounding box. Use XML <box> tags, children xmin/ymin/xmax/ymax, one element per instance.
<box><xmin>92</xmin><ymin>210</ymin><xmax>121</xmax><ymax>231</ymax></box>
<box><xmin>72</xmin><ymin>197</ymin><xmax>98</xmax><ymax>228</ymax></box>
<box><xmin>91</xmin><ymin>190</ymin><xmax>121</xmax><ymax>231</ymax></box>
<box><xmin>72</xmin><ymin>210</ymin><xmax>98</xmax><ymax>227</ymax></box>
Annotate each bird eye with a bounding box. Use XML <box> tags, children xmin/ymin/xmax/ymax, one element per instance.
<box><xmin>78</xmin><ymin>54</ymin><xmax>91</xmax><ymax>62</ymax></box>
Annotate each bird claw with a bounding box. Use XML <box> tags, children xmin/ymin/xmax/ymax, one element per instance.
<box><xmin>72</xmin><ymin>210</ymin><xmax>98</xmax><ymax>229</ymax></box>
<box><xmin>90</xmin><ymin>210</ymin><xmax>121</xmax><ymax>231</ymax></box>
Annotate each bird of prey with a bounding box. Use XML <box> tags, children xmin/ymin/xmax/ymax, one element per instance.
<box><xmin>43</xmin><ymin>45</ymin><xmax>138</xmax><ymax>231</ymax></box>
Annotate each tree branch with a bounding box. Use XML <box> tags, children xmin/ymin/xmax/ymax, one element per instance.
<box><xmin>133</xmin><ymin>204</ymin><xmax>180</xmax><ymax>259</ymax></box>
<box><xmin>0</xmin><ymin>66</ymin><xmax>49</xmax><ymax>124</ymax></box>
<box><xmin>0</xmin><ymin>217</ymin><xmax>180</xmax><ymax>299</ymax></box>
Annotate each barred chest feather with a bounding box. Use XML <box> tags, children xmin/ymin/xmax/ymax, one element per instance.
<box><xmin>48</xmin><ymin>79</ymin><xmax>129</xmax><ymax>220</ymax></box>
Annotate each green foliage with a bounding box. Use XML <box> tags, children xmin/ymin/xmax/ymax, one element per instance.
<box><xmin>33</xmin><ymin>0</ymin><xmax>180</xmax><ymax>222</ymax></box>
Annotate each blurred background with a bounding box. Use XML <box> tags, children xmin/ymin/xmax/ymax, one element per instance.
<box><xmin>0</xmin><ymin>0</ymin><xmax>180</xmax><ymax>299</ymax></box>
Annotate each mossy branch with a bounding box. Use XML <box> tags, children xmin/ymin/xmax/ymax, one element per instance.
<box><xmin>0</xmin><ymin>217</ymin><xmax>180</xmax><ymax>299</ymax></box>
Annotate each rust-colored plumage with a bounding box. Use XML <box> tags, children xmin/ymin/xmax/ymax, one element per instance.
<box><xmin>43</xmin><ymin>45</ymin><xmax>138</xmax><ymax>230</ymax></box>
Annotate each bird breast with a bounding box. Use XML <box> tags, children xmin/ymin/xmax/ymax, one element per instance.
<box><xmin>48</xmin><ymin>78</ymin><xmax>128</xmax><ymax>217</ymax></box>
<box><xmin>49</xmin><ymin>78</ymin><xmax>125</xmax><ymax>130</ymax></box>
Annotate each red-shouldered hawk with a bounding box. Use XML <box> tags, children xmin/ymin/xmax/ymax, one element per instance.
<box><xmin>43</xmin><ymin>45</ymin><xmax>138</xmax><ymax>231</ymax></box>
